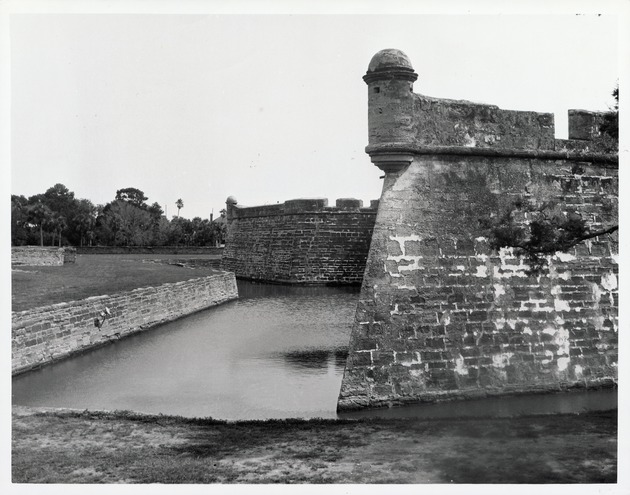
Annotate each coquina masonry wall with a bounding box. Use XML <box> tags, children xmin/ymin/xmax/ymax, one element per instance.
<box><xmin>12</xmin><ymin>247</ymin><xmax>77</xmax><ymax>266</ymax></box>
<box><xmin>12</xmin><ymin>271</ymin><xmax>238</xmax><ymax>375</ymax></box>
<box><xmin>222</xmin><ymin>198</ymin><xmax>377</xmax><ymax>284</ymax></box>
<box><xmin>338</xmin><ymin>49</ymin><xmax>618</xmax><ymax>411</ymax></box>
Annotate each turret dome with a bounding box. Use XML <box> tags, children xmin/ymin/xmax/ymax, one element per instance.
<box><xmin>367</xmin><ymin>49</ymin><xmax>414</xmax><ymax>73</ymax></box>
<box><xmin>364</xmin><ymin>49</ymin><xmax>417</xmax><ymax>84</ymax></box>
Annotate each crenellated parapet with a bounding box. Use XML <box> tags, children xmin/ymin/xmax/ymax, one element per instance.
<box><xmin>226</xmin><ymin>197</ymin><xmax>378</xmax><ymax>220</ymax></box>
<box><xmin>363</xmin><ymin>49</ymin><xmax>617</xmax><ymax>176</ymax></box>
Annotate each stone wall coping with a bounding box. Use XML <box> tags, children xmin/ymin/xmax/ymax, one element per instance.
<box><xmin>229</xmin><ymin>198</ymin><xmax>379</xmax><ymax>220</ymax></box>
<box><xmin>11</xmin><ymin>272</ymin><xmax>233</xmax><ymax>319</ymax></box>
<box><xmin>12</xmin><ymin>246</ymin><xmax>67</xmax><ymax>251</ymax></box>
<box><xmin>365</xmin><ymin>143</ymin><xmax>618</xmax><ymax>166</ymax></box>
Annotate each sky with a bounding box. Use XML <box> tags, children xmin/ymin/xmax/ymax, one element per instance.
<box><xmin>6</xmin><ymin>7</ymin><xmax>623</xmax><ymax>220</ymax></box>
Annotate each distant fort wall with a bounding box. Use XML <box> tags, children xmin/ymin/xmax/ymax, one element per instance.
<box><xmin>338</xmin><ymin>49</ymin><xmax>618</xmax><ymax>411</ymax></box>
<box><xmin>221</xmin><ymin>198</ymin><xmax>377</xmax><ymax>285</ymax></box>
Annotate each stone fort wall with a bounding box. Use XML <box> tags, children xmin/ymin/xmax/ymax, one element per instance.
<box><xmin>338</xmin><ymin>49</ymin><xmax>618</xmax><ymax>411</ymax></box>
<box><xmin>222</xmin><ymin>198</ymin><xmax>377</xmax><ymax>285</ymax></box>
<box><xmin>12</xmin><ymin>272</ymin><xmax>238</xmax><ymax>375</ymax></box>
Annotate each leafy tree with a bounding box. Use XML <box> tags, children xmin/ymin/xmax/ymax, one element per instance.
<box><xmin>72</xmin><ymin>199</ymin><xmax>98</xmax><ymax>247</ymax></box>
<box><xmin>43</xmin><ymin>183</ymin><xmax>75</xmax><ymax>212</ymax></box>
<box><xmin>93</xmin><ymin>207</ymin><xmax>115</xmax><ymax>246</ymax></box>
<box><xmin>12</xmin><ymin>184</ymin><xmax>222</xmax><ymax>248</ymax></box>
<box><xmin>166</xmin><ymin>216</ymin><xmax>186</xmax><ymax>245</ymax></box>
<box><xmin>146</xmin><ymin>202</ymin><xmax>166</xmax><ymax>245</ymax></box>
<box><xmin>41</xmin><ymin>184</ymin><xmax>76</xmax><ymax>244</ymax></box>
<box><xmin>147</xmin><ymin>202</ymin><xmax>164</xmax><ymax>221</ymax></box>
<box><xmin>100</xmin><ymin>200</ymin><xmax>154</xmax><ymax>246</ymax></box>
<box><xmin>483</xmin><ymin>183</ymin><xmax>618</xmax><ymax>274</ymax></box>
<box><xmin>600</xmin><ymin>84</ymin><xmax>618</xmax><ymax>140</ymax></box>
<box><xmin>11</xmin><ymin>195</ymin><xmax>30</xmax><ymax>245</ymax></box>
<box><xmin>187</xmin><ymin>217</ymin><xmax>216</xmax><ymax>246</ymax></box>
<box><xmin>115</xmin><ymin>188</ymin><xmax>148</xmax><ymax>209</ymax></box>
<box><xmin>95</xmin><ymin>190</ymin><xmax>160</xmax><ymax>245</ymax></box>
<box><xmin>211</xmin><ymin>211</ymin><xmax>227</xmax><ymax>246</ymax></box>
<box><xmin>151</xmin><ymin>216</ymin><xmax>171</xmax><ymax>246</ymax></box>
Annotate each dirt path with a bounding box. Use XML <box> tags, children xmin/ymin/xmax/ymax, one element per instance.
<box><xmin>12</xmin><ymin>406</ymin><xmax>617</xmax><ymax>484</ymax></box>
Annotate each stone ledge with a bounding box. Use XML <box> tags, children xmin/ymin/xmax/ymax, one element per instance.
<box><xmin>337</xmin><ymin>379</ymin><xmax>618</xmax><ymax>412</ymax></box>
<box><xmin>365</xmin><ymin>143</ymin><xmax>618</xmax><ymax>165</ymax></box>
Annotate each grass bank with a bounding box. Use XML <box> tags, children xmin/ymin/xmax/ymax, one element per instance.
<box><xmin>12</xmin><ymin>406</ymin><xmax>617</xmax><ymax>484</ymax></box>
<box><xmin>11</xmin><ymin>254</ymin><xmax>222</xmax><ymax>311</ymax></box>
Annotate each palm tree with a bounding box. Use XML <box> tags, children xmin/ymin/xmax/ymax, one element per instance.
<box><xmin>175</xmin><ymin>199</ymin><xmax>184</xmax><ymax>217</ymax></box>
<box><xmin>74</xmin><ymin>213</ymin><xmax>95</xmax><ymax>247</ymax></box>
<box><xmin>26</xmin><ymin>202</ymin><xmax>53</xmax><ymax>247</ymax></box>
<box><xmin>52</xmin><ymin>215</ymin><xmax>68</xmax><ymax>247</ymax></box>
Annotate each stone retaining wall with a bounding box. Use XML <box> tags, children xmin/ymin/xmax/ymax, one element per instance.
<box><xmin>12</xmin><ymin>271</ymin><xmax>238</xmax><ymax>375</ymax></box>
<box><xmin>12</xmin><ymin>247</ymin><xmax>77</xmax><ymax>266</ymax></box>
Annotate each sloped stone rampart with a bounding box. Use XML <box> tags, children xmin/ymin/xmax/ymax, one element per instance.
<box><xmin>339</xmin><ymin>156</ymin><xmax>618</xmax><ymax>410</ymax></box>
<box><xmin>12</xmin><ymin>271</ymin><xmax>238</xmax><ymax>375</ymax></box>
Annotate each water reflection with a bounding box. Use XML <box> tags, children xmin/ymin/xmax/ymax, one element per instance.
<box><xmin>278</xmin><ymin>349</ymin><xmax>349</xmax><ymax>374</ymax></box>
<box><xmin>339</xmin><ymin>389</ymin><xmax>617</xmax><ymax>421</ymax></box>
<box><xmin>334</xmin><ymin>349</ymin><xmax>349</xmax><ymax>368</ymax></box>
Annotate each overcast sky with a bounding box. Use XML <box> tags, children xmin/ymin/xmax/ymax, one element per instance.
<box><xmin>7</xmin><ymin>10</ymin><xmax>622</xmax><ymax>220</ymax></box>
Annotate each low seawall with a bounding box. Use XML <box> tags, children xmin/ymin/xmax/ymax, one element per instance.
<box><xmin>12</xmin><ymin>271</ymin><xmax>238</xmax><ymax>375</ymax></box>
<box><xmin>12</xmin><ymin>247</ymin><xmax>77</xmax><ymax>266</ymax></box>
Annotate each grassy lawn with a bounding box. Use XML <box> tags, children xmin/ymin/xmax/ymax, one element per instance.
<box><xmin>11</xmin><ymin>254</ymin><xmax>222</xmax><ymax>312</ymax></box>
<box><xmin>12</xmin><ymin>406</ymin><xmax>617</xmax><ymax>484</ymax></box>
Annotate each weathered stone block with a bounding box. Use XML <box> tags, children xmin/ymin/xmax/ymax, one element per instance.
<box><xmin>371</xmin><ymin>351</ymin><xmax>395</xmax><ymax>366</ymax></box>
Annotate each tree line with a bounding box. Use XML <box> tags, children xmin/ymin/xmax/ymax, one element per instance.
<box><xmin>11</xmin><ymin>184</ymin><xmax>226</xmax><ymax>248</ymax></box>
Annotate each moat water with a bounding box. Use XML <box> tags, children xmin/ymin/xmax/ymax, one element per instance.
<box><xmin>12</xmin><ymin>281</ymin><xmax>616</xmax><ymax>420</ymax></box>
